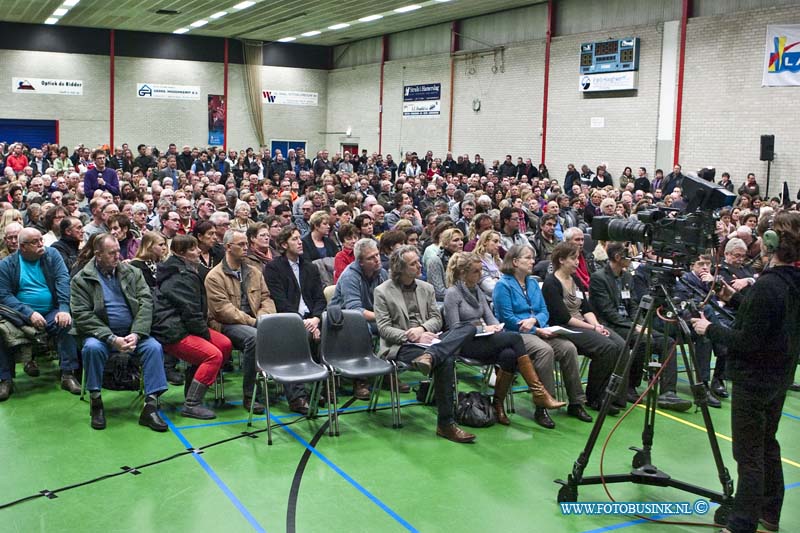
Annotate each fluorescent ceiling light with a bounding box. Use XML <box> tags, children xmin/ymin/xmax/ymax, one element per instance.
<box><xmin>210</xmin><ymin>11</ymin><xmax>227</xmax><ymax>19</ymax></box>
<box><xmin>233</xmin><ymin>1</ymin><xmax>256</xmax><ymax>10</ymax></box>
<box><xmin>63</xmin><ymin>0</ymin><xmax>80</xmax><ymax>6</ymax></box>
<box><xmin>44</xmin><ymin>17</ymin><xmax>58</xmax><ymax>24</ymax></box>
<box><xmin>173</xmin><ymin>27</ymin><xmax>190</xmax><ymax>34</ymax></box>
<box><xmin>328</xmin><ymin>23</ymin><xmax>350</xmax><ymax>30</ymax></box>
<box><xmin>277</xmin><ymin>37</ymin><xmax>296</xmax><ymax>42</ymax></box>
<box><xmin>53</xmin><ymin>8</ymin><xmax>68</xmax><ymax>16</ymax></box>
<box><xmin>358</xmin><ymin>14</ymin><xmax>383</xmax><ymax>22</ymax></box>
<box><xmin>301</xmin><ymin>30</ymin><xmax>321</xmax><ymax>37</ymax></box>
<box><xmin>395</xmin><ymin>4</ymin><xmax>421</xmax><ymax>13</ymax></box>
<box><xmin>190</xmin><ymin>19</ymin><xmax>208</xmax><ymax>28</ymax></box>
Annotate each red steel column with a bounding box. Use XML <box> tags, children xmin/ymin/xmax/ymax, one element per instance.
<box><xmin>109</xmin><ymin>29</ymin><xmax>115</xmax><ymax>150</ymax></box>
<box><xmin>673</xmin><ymin>0</ymin><xmax>691</xmax><ymax>165</ymax></box>
<box><xmin>378</xmin><ymin>34</ymin><xmax>388</xmax><ymax>154</ymax></box>
<box><xmin>540</xmin><ymin>0</ymin><xmax>554</xmax><ymax>164</ymax></box>
<box><xmin>223</xmin><ymin>37</ymin><xmax>229</xmax><ymax>153</ymax></box>
<box><xmin>447</xmin><ymin>20</ymin><xmax>459</xmax><ymax>152</ymax></box>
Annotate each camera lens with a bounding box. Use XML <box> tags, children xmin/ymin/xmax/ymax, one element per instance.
<box><xmin>607</xmin><ymin>218</ymin><xmax>650</xmax><ymax>244</ymax></box>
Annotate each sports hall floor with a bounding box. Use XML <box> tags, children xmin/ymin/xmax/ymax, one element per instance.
<box><xmin>3</xmin><ymin>358</ymin><xmax>800</xmax><ymax>533</ymax></box>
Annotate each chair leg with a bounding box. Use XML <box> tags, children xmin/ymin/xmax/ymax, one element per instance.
<box><xmin>369</xmin><ymin>375</ymin><xmax>382</xmax><ymax>412</ymax></box>
<box><xmin>391</xmin><ymin>366</ymin><xmax>401</xmax><ymax>428</ymax></box>
<box><xmin>330</xmin><ymin>372</ymin><xmax>340</xmax><ymax>437</ymax></box>
<box><xmin>247</xmin><ymin>379</ymin><xmax>259</xmax><ymax>427</ymax></box>
<box><xmin>263</xmin><ymin>377</ymin><xmax>273</xmax><ymax>446</ymax></box>
<box><xmin>425</xmin><ymin>375</ymin><xmax>436</xmax><ymax>405</ymax></box>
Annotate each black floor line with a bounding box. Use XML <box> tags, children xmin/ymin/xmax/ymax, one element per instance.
<box><xmin>286</xmin><ymin>397</ymin><xmax>357</xmax><ymax>533</ymax></box>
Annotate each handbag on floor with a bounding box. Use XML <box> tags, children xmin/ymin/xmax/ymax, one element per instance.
<box><xmin>455</xmin><ymin>391</ymin><xmax>497</xmax><ymax>427</ymax></box>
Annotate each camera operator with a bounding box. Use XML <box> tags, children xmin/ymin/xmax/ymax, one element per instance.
<box><xmin>589</xmin><ymin>242</ymin><xmax>691</xmax><ymax>411</ymax></box>
<box><xmin>691</xmin><ymin>210</ymin><xmax>800</xmax><ymax>533</ymax></box>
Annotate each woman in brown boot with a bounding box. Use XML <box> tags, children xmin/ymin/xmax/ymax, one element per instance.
<box><xmin>493</xmin><ymin>244</ymin><xmax>590</xmax><ymax>429</ymax></box>
<box><xmin>443</xmin><ymin>253</ymin><xmax>563</xmax><ymax>426</ymax></box>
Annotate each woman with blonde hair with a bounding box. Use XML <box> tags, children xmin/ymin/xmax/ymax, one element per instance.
<box><xmin>474</xmin><ymin>230</ymin><xmax>502</xmax><ymax>298</ymax></box>
<box><xmin>0</xmin><ymin>208</ymin><xmax>23</xmax><ymax>240</ymax></box>
<box><xmin>130</xmin><ymin>231</ymin><xmax>168</xmax><ymax>289</ymax></box>
<box><xmin>425</xmin><ymin>227</ymin><xmax>463</xmax><ymax>301</ymax></box>
<box><xmin>443</xmin><ymin>252</ymin><xmax>538</xmax><ymax>425</ymax></box>
<box><xmin>301</xmin><ymin>210</ymin><xmax>338</xmax><ymax>261</ymax></box>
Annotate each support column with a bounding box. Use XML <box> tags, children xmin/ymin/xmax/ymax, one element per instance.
<box><xmin>540</xmin><ymin>0</ymin><xmax>554</xmax><ymax>165</ymax></box>
<box><xmin>447</xmin><ymin>20</ymin><xmax>460</xmax><ymax>152</ymax></box>
<box><xmin>223</xmin><ymin>37</ymin><xmax>229</xmax><ymax>153</ymax></box>
<box><xmin>378</xmin><ymin>35</ymin><xmax>388</xmax><ymax>155</ymax></box>
<box><xmin>109</xmin><ymin>29</ymin><xmax>115</xmax><ymax>150</ymax></box>
<box><xmin>673</xmin><ymin>0</ymin><xmax>691</xmax><ymax>166</ymax></box>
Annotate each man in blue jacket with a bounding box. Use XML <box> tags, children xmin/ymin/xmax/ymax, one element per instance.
<box><xmin>83</xmin><ymin>150</ymin><xmax>120</xmax><ymax>201</ymax></box>
<box><xmin>0</xmin><ymin>228</ymin><xmax>81</xmax><ymax>400</ymax></box>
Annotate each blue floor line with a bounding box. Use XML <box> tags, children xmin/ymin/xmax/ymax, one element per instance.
<box><xmin>161</xmin><ymin>411</ymin><xmax>267</xmax><ymax>533</ymax></box>
<box><xmin>273</xmin><ymin>415</ymin><xmax>419</xmax><ymax>533</ymax></box>
<box><xmin>579</xmin><ymin>479</ymin><xmax>800</xmax><ymax>532</ymax></box>
<box><xmin>177</xmin><ymin>400</ymin><xmax>421</xmax><ymax>430</ymax></box>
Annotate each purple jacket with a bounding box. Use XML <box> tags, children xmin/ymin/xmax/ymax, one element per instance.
<box><xmin>84</xmin><ymin>167</ymin><xmax>120</xmax><ymax>199</ymax></box>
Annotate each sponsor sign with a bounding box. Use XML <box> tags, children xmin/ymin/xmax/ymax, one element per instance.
<box><xmin>763</xmin><ymin>24</ymin><xmax>800</xmax><ymax>86</ymax></box>
<box><xmin>137</xmin><ymin>83</ymin><xmax>200</xmax><ymax>100</ymax></box>
<box><xmin>262</xmin><ymin>90</ymin><xmax>318</xmax><ymax>106</ymax></box>
<box><xmin>12</xmin><ymin>77</ymin><xmax>83</xmax><ymax>96</ymax></box>
<box><xmin>579</xmin><ymin>71</ymin><xmax>638</xmax><ymax>92</ymax></box>
<box><xmin>403</xmin><ymin>83</ymin><xmax>441</xmax><ymax>117</ymax></box>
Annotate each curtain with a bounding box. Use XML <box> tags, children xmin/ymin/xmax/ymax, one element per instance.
<box><xmin>241</xmin><ymin>40</ymin><xmax>265</xmax><ymax>147</ymax></box>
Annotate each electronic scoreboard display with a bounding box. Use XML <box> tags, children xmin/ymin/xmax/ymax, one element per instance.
<box><xmin>580</xmin><ymin>37</ymin><xmax>639</xmax><ymax>74</ymax></box>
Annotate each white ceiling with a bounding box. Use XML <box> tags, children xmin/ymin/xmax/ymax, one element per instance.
<box><xmin>0</xmin><ymin>0</ymin><xmax>545</xmax><ymax>46</ymax></box>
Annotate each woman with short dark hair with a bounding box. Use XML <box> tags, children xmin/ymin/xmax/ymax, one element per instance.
<box><xmin>152</xmin><ymin>234</ymin><xmax>232</xmax><ymax>420</ymax></box>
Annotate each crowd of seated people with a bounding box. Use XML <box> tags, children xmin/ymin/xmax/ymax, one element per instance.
<box><xmin>0</xmin><ymin>139</ymin><xmax>798</xmax><ymax>443</ymax></box>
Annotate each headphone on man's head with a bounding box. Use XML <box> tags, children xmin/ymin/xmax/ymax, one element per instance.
<box><xmin>763</xmin><ymin>215</ymin><xmax>780</xmax><ymax>253</ymax></box>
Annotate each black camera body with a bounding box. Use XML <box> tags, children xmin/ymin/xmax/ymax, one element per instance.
<box><xmin>591</xmin><ymin>173</ymin><xmax>736</xmax><ymax>265</ymax></box>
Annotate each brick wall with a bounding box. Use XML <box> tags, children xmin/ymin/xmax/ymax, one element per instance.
<box><xmin>680</xmin><ymin>5</ymin><xmax>800</xmax><ymax>197</ymax></box>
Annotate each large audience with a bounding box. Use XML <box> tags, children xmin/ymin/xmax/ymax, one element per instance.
<box><xmin>0</xmin><ymin>140</ymin><xmax>798</xmax><ymax>442</ymax></box>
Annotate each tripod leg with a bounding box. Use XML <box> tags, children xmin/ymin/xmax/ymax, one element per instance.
<box><xmin>557</xmin><ymin>296</ymin><xmax>657</xmax><ymax>499</ymax></box>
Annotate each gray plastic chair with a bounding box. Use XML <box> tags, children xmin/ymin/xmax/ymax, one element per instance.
<box><xmin>247</xmin><ymin>313</ymin><xmax>333</xmax><ymax>445</ymax></box>
<box><xmin>320</xmin><ymin>310</ymin><xmax>401</xmax><ymax>435</ymax></box>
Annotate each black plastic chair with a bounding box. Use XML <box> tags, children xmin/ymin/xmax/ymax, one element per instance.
<box><xmin>320</xmin><ymin>310</ymin><xmax>401</xmax><ymax>435</ymax></box>
<box><xmin>248</xmin><ymin>313</ymin><xmax>333</xmax><ymax>445</ymax></box>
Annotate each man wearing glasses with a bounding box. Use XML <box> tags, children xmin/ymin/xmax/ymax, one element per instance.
<box><xmin>205</xmin><ymin>229</ymin><xmax>276</xmax><ymax>415</ymax></box>
<box><xmin>0</xmin><ymin>228</ymin><xmax>81</xmax><ymax>401</ymax></box>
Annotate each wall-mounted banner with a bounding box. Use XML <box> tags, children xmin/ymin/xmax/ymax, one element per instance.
<box><xmin>208</xmin><ymin>95</ymin><xmax>225</xmax><ymax>146</ymax></box>
<box><xmin>137</xmin><ymin>83</ymin><xmax>200</xmax><ymax>100</ymax></box>
<box><xmin>262</xmin><ymin>90</ymin><xmax>318</xmax><ymax>106</ymax></box>
<box><xmin>12</xmin><ymin>78</ymin><xmax>83</xmax><ymax>96</ymax></box>
<box><xmin>763</xmin><ymin>24</ymin><xmax>800</xmax><ymax>87</ymax></box>
<box><xmin>579</xmin><ymin>71</ymin><xmax>638</xmax><ymax>92</ymax></box>
<box><xmin>403</xmin><ymin>83</ymin><xmax>441</xmax><ymax>117</ymax></box>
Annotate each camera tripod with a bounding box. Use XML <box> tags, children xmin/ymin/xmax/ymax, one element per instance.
<box><xmin>555</xmin><ymin>281</ymin><xmax>734</xmax><ymax>525</ymax></box>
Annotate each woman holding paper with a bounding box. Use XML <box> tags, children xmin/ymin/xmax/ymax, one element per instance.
<box><xmin>542</xmin><ymin>243</ymin><xmax>624</xmax><ymax>411</ymax></box>
<box><xmin>493</xmin><ymin>244</ymin><xmax>592</xmax><ymax>428</ymax></box>
<box><xmin>444</xmin><ymin>252</ymin><xmax>563</xmax><ymax>426</ymax></box>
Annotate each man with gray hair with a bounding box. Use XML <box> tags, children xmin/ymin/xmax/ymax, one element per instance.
<box><xmin>0</xmin><ymin>227</ymin><xmax>81</xmax><ymax>400</ymax></box>
<box><xmin>205</xmin><ymin>229</ymin><xmax>277</xmax><ymax>415</ymax></box>
<box><xmin>331</xmin><ymin>238</ymin><xmax>393</xmax><ymax>399</ymax></box>
<box><xmin>130</xmin><ymin>202</ymin><xmax>151</xmax><ymax>237</ymax></box>
<box><xmin>374</xmin><ymin>245</ymin><xmax>477</xmax><ymax>443</ymax></box>
<box><xmin>70</xmin><ymin>233</ymin><xmax>168</xmax><ymax>430</ymax></box>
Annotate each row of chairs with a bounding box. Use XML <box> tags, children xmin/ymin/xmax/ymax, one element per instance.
<box><xmin>247</xmin><ymin>311</ymin><xmax>402</xmax><ymax>445</ymax></box>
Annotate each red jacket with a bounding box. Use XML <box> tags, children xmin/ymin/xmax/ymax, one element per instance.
<box><xmin>6</xmin><ymin>154</ymin><xmax>28</xmax><ymax>172</ymax></box>
<box><xmin>333</xmin><ymin>248</ymin><xmax>355</xmax><ymax>284</ymax></box>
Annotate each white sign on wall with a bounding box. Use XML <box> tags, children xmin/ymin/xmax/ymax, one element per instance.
<box><xmin>12</xmin><ymin>77</ymin><xmax>83</xmax><ymax>96</ymax></box>
<box><xmin>590</xmin><ymin>117</ymin><xmax>605</xmax><ymax>128</ymax></box>
<box><xmin>762</xmin><ymin>24</ymin><xmax>800</xmax><ymax>86</ymax></box>
<box><xmin>262</xmin><ymin>90</ymin><xmax>318</xmax><ymax>106</ymax></box>
<box><xmin>579</xmin><ymin>71</ymin><xmax>638</xmax><ymax>92</ymax></box>
<box><xmin>137</xmin><ymin>83</ymin><xmax>201</xmax><ymax>100</ymax></box>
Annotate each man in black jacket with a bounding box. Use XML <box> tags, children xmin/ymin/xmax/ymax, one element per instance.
<box><xmin>52</xmin><ymin>217</ymin><xmax>83</xmax><ymax>273</ymax></box>
<box><xmin>589</xmin><ymin>243</ymin><xmax>691</xmax><ymax>411</ymax></box>
<box><xmin>264</xmin><ymin>226</ymin><xmax>325</xmax><ymax>410</ymax></box>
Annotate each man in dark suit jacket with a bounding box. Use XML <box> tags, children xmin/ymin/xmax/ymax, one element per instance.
<box><xmin>662</xmin><ymin>164</ymin><xmax>684</xmax><ymax>196</ymax></box>
<box><xmin>589</xmin><ymin>242</ymin><xmax>691</xmax><ymax>411</ymax></box>
<box><xmin>263</xmin><ymin>226</ymin><xmax>326</xmax><ymax>338</ymax></box>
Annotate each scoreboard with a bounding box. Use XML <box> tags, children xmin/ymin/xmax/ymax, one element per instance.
<box><xmin>580</xmin><ymin>38</ymin><xmax>640</xmax><ymax>74</ymax></box>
